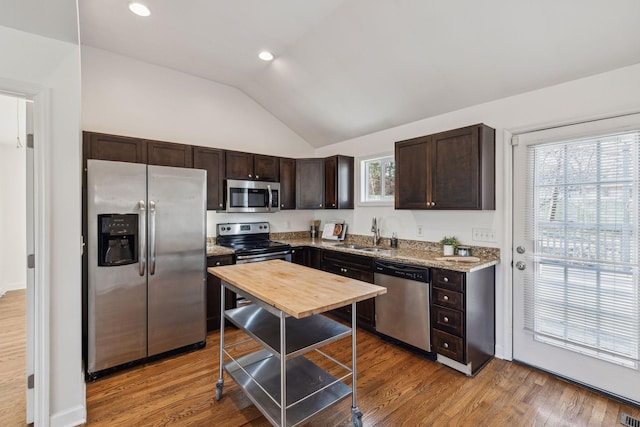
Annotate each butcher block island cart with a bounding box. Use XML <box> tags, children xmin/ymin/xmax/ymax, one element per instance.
<box><xmin>208</xmin><ymin>259</ymin><xmax>387</xmax><ymax>427</ymax></box>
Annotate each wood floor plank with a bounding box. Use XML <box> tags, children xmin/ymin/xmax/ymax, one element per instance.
<box><xmin>2</xmin><ymin>290</ymin><xmax>640</xmax><ymax>426</ymax></box>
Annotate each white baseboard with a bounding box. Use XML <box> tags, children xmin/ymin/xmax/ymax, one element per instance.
<box><xmin>1</xmin><ymin>282</ymin><xmax>27</xmax><ymax>292</ymax></box>
<box><xmin>50</xmin><ymin>404</ymin><xmax>86</xmax><ymax>427</ymax></box>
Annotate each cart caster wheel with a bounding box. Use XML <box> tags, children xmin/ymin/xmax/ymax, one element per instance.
<box><xmin>215</xmin><ymin>381</ymin><xmax>224</xmax><ymax>401</ymax></box>
<box><xmin>351</xmin><ymin>408</ymin><xmax>363</xmax><ymax>427</ymax></box>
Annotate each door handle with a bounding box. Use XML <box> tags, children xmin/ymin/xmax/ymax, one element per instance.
<box><xmin>267</xmin><ymin>184</ymin><xmax>272</xmax><ymax>212</ymax></box>
<box><xmin>516</xmin><ymin>246</ymin><xmax>526</xmax><ymax>254</ymax></box>
<box><xmin>516</xmin><ymin>261</ymin><xmax>526</xmax><ymax>270</ymax></box>
<box><xmin>149</xmin><ymin>200</ymin><xmax>156</xmax><ymax>275</ymax></box>
<box><xmin>138</xmin><ymin>200</ymin><xmax>146</xmax><ymax>276</ymax></box>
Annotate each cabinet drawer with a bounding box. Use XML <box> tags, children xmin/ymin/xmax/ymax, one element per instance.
<box><xmin>432</xmin><ymin>306</ymin><xmax>463</xmax><ymax>336</ymax></box>
<box><xmin>324</xmin><ymin>262</ymin><xmax>373</xmax><ymax>283</ymax></box>
<box><xmin>207</xmin><ymin>255</ymin><xmax>234</xmax><ymax>267</ymax></box>
<box><xmin>432</xmin><ymin>287</ymin><xmax>463</xmax><ymax>310</ymax></box>
<box><xmin>432</xmin><ymin>269</ymin><xmax>464</xmax><ymax>292</ymax></box>
<box><xmin>433</xmin><ymin>329</ymin><xmax>464</xmax><ymax>363</ymax></box>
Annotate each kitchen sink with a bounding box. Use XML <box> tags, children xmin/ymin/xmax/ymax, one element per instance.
<box><xmin>332</xmin><ymin>243</ymin><xmax>370</xmax><ymax>250</ymax></box>
<box><xmin>332</xmin><ymin>243</ymin><xmax>395</xmax><ymax>254</ymax></box>
<box><xmin>359</xmin><ymin>247</ymin><xmax>395</xmax><ymax>253</ymax></box>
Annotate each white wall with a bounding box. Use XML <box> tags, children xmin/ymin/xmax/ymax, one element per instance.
<box><xmin>81</xmin><ymin>46</ymin><xmax>315</xmax><ymax>158</ymax></box>
<box><xmin>0</xmin><ymin>24</ymin><xmax>83</xmax><ymax>426</ymax></box>
<box><xmin>316</xmin><ymin>62</ymin><xmax>640</xmax><ymax>359</ymax></box>
<box><xmin>0</xmin><ymin>95</ymin><xmax>27</xmax><ymax>293</ymax></box>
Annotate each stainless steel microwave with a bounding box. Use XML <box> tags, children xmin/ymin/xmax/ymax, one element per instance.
<box><xmin>225</xmin><ymin>179</ymin><xmax>280</xmax><ymax>213</ymax></box>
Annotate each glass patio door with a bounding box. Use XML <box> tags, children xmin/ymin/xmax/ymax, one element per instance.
<box><xmin>512</xmin><ymin>114</ymin><xmax>640</xmax><ymax>404</ymax></box>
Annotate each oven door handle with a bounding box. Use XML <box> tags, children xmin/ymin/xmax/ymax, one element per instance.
<box><xmin>236</xmin><ymin>250</ymin><xmax>291</xmax><ymax>262</ymax></box>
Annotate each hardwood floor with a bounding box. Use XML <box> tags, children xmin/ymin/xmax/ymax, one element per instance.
<box><xmin>2</xmin><ymin>290</ymin><xmax>639</xmax><ymax>426</ymax></box>
<box><xmin>0</xmin><ymin>289</ymin><xmax>26</xmax><ymax>427</ymax></box>
<box><xmin>85</xmin><ymin>324</ymin><xmax>640</xmax><ymax>426</ymax></box>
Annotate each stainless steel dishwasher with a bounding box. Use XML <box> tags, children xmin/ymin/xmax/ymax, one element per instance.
<box><xmin>374</xmin><ymin>259</ymin><xmax>431</xmax><ymax>352</ymax></box>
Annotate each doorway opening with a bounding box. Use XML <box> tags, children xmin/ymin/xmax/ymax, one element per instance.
<box><xmin>0</xmin><ymin>91</ymin><xmax>31</xmax><ymax>425</ymax></box>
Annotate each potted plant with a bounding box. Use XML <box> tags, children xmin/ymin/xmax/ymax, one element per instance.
<box><xmin>439</xmin><ymin>236</ymin><xmax>460</xmax><ymax>256</ymax></box>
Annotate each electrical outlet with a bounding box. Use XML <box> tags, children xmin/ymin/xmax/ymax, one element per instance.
<box><xmin>417</xmin><ymin>225</ymin><xmax>423</xmax><ymax>236</ymax></box>
<box><xmin>472</xmin><ymin>228</ymin><xmax>496</xmax><ymax>243</ymax></box>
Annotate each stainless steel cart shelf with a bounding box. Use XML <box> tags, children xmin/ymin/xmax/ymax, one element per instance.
<box><xmin>224</xmin><ymin>348</ymin><xmax>352</xmax><ymax>426</ymax></box>
<box><xmin>224</xmin><ymin>305</ymin><xmax>352</xmax><ymax>359</ymax></box>
<box><xmin>216</xmin><ymin>283</ymin><xmax>363</xmax><ymax>427</ymax></box>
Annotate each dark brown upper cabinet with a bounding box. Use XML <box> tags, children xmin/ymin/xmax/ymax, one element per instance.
<box><xmin>193</xmin><ymin>147</ymin><xmax>226</xmax><ymax>210</ymax></box>
<box><xmin>278</xmin><ymin>157</ymin><xmax>296</xmax><ymax>210</ymax></box>
<box><xmin>147</xmin><ymin>140</ymin><xmax>193</xmax><ymax>168</ymax></box>
<box><xmin>225</xmin><ymin>150</ymin><xmax>279</xmax><ymax>181</ymax></box>
<box><xmin>395</xmin><ymin>123</ymin><xmax>495</xmax><ymax>210</ymax></box>
<box><xmin>84</xmin><ymin>131</ymin><xmax>193</xmax><ymax>168</ymax></box>
<box><xmin>296</xmin><ymin>158</ymin><xmax>324</xmax><ymax>209</ymax></box>
<box><xmin>83</xmin><ymin>131</ymin><xmax>147</xmax><ymax>164</ymax></box>
<box><xmin>324</xmin><ymin>155</ymin><xmax>354</xmax><ymax>209</ymax></box>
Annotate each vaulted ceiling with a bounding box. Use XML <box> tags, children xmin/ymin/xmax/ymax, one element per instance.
<box><xmin>5</xmin><ymin>1</ymin><xmax>640</xmax><ymax>147</ymax></box>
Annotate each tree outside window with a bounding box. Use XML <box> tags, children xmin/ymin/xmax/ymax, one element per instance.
<box><xmin>361</xmin><ymin>155</ymin><xmax>395</xmax><ymax>203</ymax></box>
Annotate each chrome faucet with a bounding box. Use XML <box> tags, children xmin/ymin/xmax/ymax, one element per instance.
<box><xmin>371</xmin><ymin>217</ymin><xmax>380</xmax><ymax>246</ymax></box>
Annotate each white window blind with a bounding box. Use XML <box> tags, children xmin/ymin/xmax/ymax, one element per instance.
<box><xmin>524</xmin><ymin>130</ymin><xmax>640</xmax><ymax>367</ymax></box>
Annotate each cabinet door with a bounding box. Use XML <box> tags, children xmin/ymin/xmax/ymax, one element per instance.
<box><xmin>291</xmin><ymin>246</ymin><xmax>307</xmax><ymax>265</ymax></box>
<box><xmin>308</xmin><ymin>247</ymin><xmax>323</xmax><ymax>269</ymax></box>
<box><xmin>296</xmin><ymin>158</ymin><xmax>324</xmax><ymax>209</ymax></box>
<box><xmin>431</xmin><ymin>125</ymin><xmax>481</xmax><ymax>209</ymax></box>
<box><xmin>225</xmin><ymin>150</ymin><xmax>254</xmax><ymax>179</ymax></box>
<box><xmin>324</xmin><ymin>156</ymin><xmax>337</xmax><ymax>208</ymax></box>
<box><xmin>206</xmin><ymin>255</ymin><xmax>235</xmax><ymax>331</ymax></box>
<box><xmin>147</xmin><ymin>140</ymin><xmax>193</xmax><ymax>167</ymax></box>
<box><xmin>395</xmin><ymin>135</ymin><xmax>431</xmax><ymax>209</ymax></box>
<box><xmin>324</xmin><ymin>156</ymin><xmax>354</xmax><ymax>209</ymax></box>
<box><xmin>279</xmin><ymin>157</ymin><xmax>296</xmax><ymax>209</ymax></box>
<box><xmin>193</xmin><ymin>147</ymin><xmax>225</xmax><ymax>210</ymax></box>
<box><xmin>84</xmin><ymin>131</ymin><xmax>147</xmax><ymax>164</ymax></box>
<box><xmin>254</xmin><ymin>154</ymin><xmax>279</xmax><ymax>181</ymax></box>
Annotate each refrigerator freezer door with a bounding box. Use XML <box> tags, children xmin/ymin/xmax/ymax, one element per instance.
<box><xmin>147</xmin><ymin>165</ymin><xmax>207</xmax><ymax>356</ymax></box>
<box><xmin>87</xmin><ymin>160</ymin><xmax>148</xmax><ymax>373</ymax></box>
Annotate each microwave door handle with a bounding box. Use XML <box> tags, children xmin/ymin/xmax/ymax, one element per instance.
<box><xmin>149</xmin><ymin>200</ymin><xmax>156</xmax><ymax>275</ymax></box>
<box><xmin>138</xmin><ymin>200</ymin><xmax>146</xmax><ymax>276</ymax></box>
<box><xmin>267</xmin><ymin>184</ymin><xmax>272</xmax><ymax>212</ymax></box>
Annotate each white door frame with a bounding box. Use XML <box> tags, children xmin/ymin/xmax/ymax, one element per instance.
<box><xmin>0</xmin><ymin>79</ymin><xmax>51</xmax><ymax>426</ymax></box>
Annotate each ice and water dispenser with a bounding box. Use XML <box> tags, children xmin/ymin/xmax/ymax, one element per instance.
<box><xmin>97</xmin><ymin>214</ymin><xmax>138</xmax><ymax>266</ymax></box>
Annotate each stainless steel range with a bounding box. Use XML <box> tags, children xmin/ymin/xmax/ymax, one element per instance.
<box><xmin>216</xmin><ymin>222</ymin><xmax>291</xmax><ymax>264</ymax></box>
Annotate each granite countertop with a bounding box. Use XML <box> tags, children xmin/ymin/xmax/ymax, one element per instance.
<box><xmin>206</xmin><ymin>232</ymin><xmax>500</xmax><ymax>273</ymax></box>
<box><xmin>206</xmin><ymin>245</ymin><xmax>234</xmax><ymax>257</ymax></box>
<box><xmin>276</xmin><ymin>237</ymin><xmax>500</xmax><ymax>273</ymax></box>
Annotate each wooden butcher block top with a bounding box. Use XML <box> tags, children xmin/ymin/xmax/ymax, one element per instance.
<box><xmin>208</xmin><ymin>259</ymin><xmax>386</xmax><ymax>319</ymax></box>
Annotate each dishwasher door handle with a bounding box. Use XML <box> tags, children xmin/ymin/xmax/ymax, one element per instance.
<box><xmin>375</xmin><ymin>260</ymin><xmax>428</xmax><ymax>274</ymax></box>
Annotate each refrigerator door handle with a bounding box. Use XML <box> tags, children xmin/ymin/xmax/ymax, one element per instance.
<box><xmin>149</xmin><ymin>200</ymin><xmax>157</xmax><ymax>275</ymax></box>
<box><xmin>138</xmin><ymin>200</ymin><xmax>146</xmax><ymax>276</ymax></box>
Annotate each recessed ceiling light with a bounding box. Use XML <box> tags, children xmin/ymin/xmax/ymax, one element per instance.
<box><xmin>129</xmin><ymin>3</ymin><xmax>151</xmax><ymax>17</ymax></box>
<box><xmin>258</xmin><ymin>51</ymin><xmax>274</xmax><ymax>61</ymax></box>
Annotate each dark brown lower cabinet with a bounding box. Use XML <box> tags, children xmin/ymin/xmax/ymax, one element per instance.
<box><xmin>431</xmin><ymin>266</ymin><xmax>495</xmax><ymax>376</ymax></box>
<box><xmin>206</xmin><ymin>255</ymin><xmax>236</xmax><ymax>331</ymax></box>
<box><xmin>321</xmin><ymin>250</ymin><xmax>375</xmax><ymax>331</ymax></box>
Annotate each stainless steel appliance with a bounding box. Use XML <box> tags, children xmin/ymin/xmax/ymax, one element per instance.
<box><xmin>225</xmin><ymin>179</ymin><xmax>280</xmax><ymax>213</ymax></box>
<box><xmin>216</xmin><ymin>222</ymin><xmax>291</xmax><ymax>263</ymax></box>
<box><xmin>86</xmin><ymin>159</ymin><xmax>206</xmax><ymax>378</ymax></box>
<box><xmin>374</xmin><ymin>259</ymin><xmax>431</xmax><ymax>352</ymax></box>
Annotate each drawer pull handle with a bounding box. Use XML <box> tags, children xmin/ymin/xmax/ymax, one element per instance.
<box><xmin>443</xmin><ymin>277</ymin><xmax>449</xmax><ymax>282</ymax></box>
<box><xmin>443</xmin><ymin>342</ymin><xmax>449</xmax><ymax>349</ymax></box>
<box><xmin>443</xmin><ymin>295</ymin><xmax>449</xmax><ymax>301</ymax></box>
<box><xmin>444</xmin><ymin>317</ymin><xmax>449</xmax><ymax>323</ymax></box>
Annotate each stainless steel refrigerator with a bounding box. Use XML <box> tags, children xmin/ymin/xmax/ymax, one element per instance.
<box><xmin>86</xmin><ymin>159</ymin><xmax>206</xmax><ymax>377</ymax></box>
